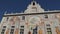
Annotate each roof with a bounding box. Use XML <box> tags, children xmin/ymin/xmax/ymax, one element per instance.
<box><xmin>4</xmin><ymin>11</ymin><xmax>60</xmax><ymax>17</ymax></box>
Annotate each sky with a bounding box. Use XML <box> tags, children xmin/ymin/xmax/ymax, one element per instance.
<box><xmin>0</xmin><ymin>0</ymin><xmax>60</xmax><ymax>22</ymax></box>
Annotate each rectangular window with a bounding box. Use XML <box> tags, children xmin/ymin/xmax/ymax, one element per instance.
<box><xmin>2</xmin><ymin>29</ymin><xmax>5</xmax><ymax>32</ymax></box>
<box><xmin>47</xmin><ymin>28</ymin><xmax>51</xmax><ymax>31</ymax></box>
<box><xmin>1</xmin><ymin>26</ymin><xmax>6</xmax><ymax>34</ymax></box>
<box><xmin>33</xmin><ymin>29</ymin><xmax>37</xmax><ymax>34</ymax></box>
<box><xmin>7</xmin><ymin>17</ymin><xmax>9</xmax><ymax>21</ymax></box>
<box><xmin>45</xmin><ymin>15</ymin><xmax>48</xmax><ymax>18</ymax></box>
<box><xmin>10</xmin><ymin>29</ymin><xmax>14</xmax><ymax>34</ymax></box>
<box><xmin>1</xmin><ymin>32</ymin><xmax>4</xmax><ymax>34</ymax></box>
<box><xmin>33</xmin><ymin>26</ymin><xmax>37</xmax><ymax>34</ymax></box>
<box><xmin>20</xmin><ymin>32</ymin><xmax>24</xmax><ymax>34</ymax></box>
<box><xmin>20</xmin><ymin>29</ymin><xmax>24</xmax><ymax>32</ymax></box>
<box><xmin>21</xmin><ymin>26</ymin><xmax>24</xmax><ymax>28</ymax></box>
<box><xmin>46</xmin><ymin>24</ymin><xmax>50</xmax><ymax>26</ymax></box>
<box><xmin>20</xmin><ymin>26</ymin><xmax>24</xmax><ymax>34</ymax></box>
<box><xmin>10</xmin><ymin>32</ymin><xmax>14</xmax><ymax>34</ymax></box>
<box><xmin>11</xmin><ymin>29</ymin><xmax>14</xmax><ymax>32</ymax></box>
<box><xmin>10</xmin><ymin>26</ymin><xmax>15</xmax><ymax>34</ymax></box>
<box><xmin>46</xmin><ymin>24</ymin><xmax>52</xmax><ymax>34</ymax></box>
<box><xmin>3</xmin><ymin>26</ymin><xmax>6</xmax><ymax>28</ymax></box>
<box><xmin>47</xmin><ymin>31</ymin><xmax>52</xmax><ymax>34</ymax></box>
<box><xmin>11</xmin><ymin>26</ymin><xmax>15</xmax><ymax>28</ymax></box>
<box><xmin>20</xmin><ymin>29</ymin><xmax>24</xmax><ymax>34</ymax></box>
<box><xmin>47</xmin><ymin>28</ymin><xmax>52</xmax><ymax>34</ymax></box>
<box><xmin>22</xmin><ymin>16</ymin><xmax>25</xmax><ymax>20</ymax></box>
<box><xmin>20</xmin><ymin>31</ymin><xmax>24</xmax><ymax>34</ymax></box>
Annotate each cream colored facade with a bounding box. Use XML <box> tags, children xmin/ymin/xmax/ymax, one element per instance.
<box><xmin>0</xmin><ymin>1</ymin><xmax>60</xmax><ymax>34</ymax></box>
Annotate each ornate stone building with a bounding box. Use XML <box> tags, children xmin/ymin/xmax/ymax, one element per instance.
<box><xmin>0</xmin><ymin>1</ymin><xmax>60</xmax><ymax>34</ymax></box>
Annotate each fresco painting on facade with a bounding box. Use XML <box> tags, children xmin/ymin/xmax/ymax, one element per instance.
<box><xmin>26</xmin><ymin>22</ymin><xmax>29</xmax><ymax>28</ymax></box>
<box><xmin>0</xmin><ymin>0</ymin><xmax>60</xmax><ymax>34</ymax></box>
<box><xmin>15</xmin><ymin>28</ymin><xmax>19</xmax><ymax>34</ymax></box>
<box><xmin>9</xmin><ymin>16</ymin><xmax>20</xmax><ymax>25</ymax></box>
<box><xmin>55</xmin><ymin>14</ymin><xmax>60</xmax><ymax>22</ymax></box>
<box><xmin>6</xmin><ymin>29</ymin><xmax>9</xmax><ymax>34</ymax></box>
<box><xmin>56</xmin><ymin>27</ymin><xmax>60</xmax><ymax>34</ymax></box>
<box><xmin>10</xmin><ymin>17</ymin><xmax>15</xmax><ymax>25</ymax></box>
<box><xmin>38</xmin><ymin>29</ymin><xmax>43</xmax><ymax>34</ymax></box>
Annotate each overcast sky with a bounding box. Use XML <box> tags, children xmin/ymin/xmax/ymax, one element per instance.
<box><xmin>0</xmin><ymin>0</ymin><xmax>60</xmax><ymax>22</ymax></box>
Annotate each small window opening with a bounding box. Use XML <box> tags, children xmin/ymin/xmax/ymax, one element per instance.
<box><xmin>45</xmin><ymin>15</ymin><xmax>48</xmax><ymax>18</ymax></box>
<box><xmin>21</xmin><ymin>26</ymin><xmax>24</xmax><ymax>28</ymax></box>
<box><xmin>11</xmin><ymin>26</ymin><xmax>15</xmax><ymax>28</ymax></box>
<box><xmin>3</xmin><ymin>26</ymin><xmax>6</xmax><ymax>28</ymax></box>
<box><xmin>33</xmin><ymin>2</ymin><xmax>35</xmax><ymax>5</ymax></box>
<box><xmin>20</xmin><ymin>29</ymin><xmax>24</xmax><ymax>34</ymax></box>
<box><xmin>22</xmin><ymin>16</ymin><xmax>25</xmax><ymax>20</ymax></box>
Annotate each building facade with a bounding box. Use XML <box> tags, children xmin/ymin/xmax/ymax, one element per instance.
<box><xmin>0</xmin><ymin>1</ymin><xmax>60</xmax><ymax>34</ymax></box>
